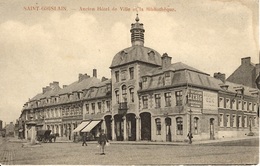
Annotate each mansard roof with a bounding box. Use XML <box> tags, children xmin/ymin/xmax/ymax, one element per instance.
<box><xmin>141</xmin><ymin>62</ymin><xmax>208</xmax><ymax>76</ymax></box>
<box><xmin>110</xmin><ymin>45</ymin><xmax>162</xmax><ymax>68</ymax></box>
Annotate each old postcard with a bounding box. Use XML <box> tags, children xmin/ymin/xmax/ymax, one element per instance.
<box><xmin>0</xmin><ymin>0</ymin><xmax>259</xmax><ymax>165</ymax></box>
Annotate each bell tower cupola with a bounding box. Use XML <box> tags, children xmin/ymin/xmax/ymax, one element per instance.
<box><xmin>130</xmin><ymin>14</ymin><xmax>145</xmax><ymax>46</ymax></box>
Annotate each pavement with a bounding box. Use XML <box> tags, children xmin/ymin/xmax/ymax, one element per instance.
<box><xmin>8</xmin><ymin>135</ymin><xmax>259</xmax><ymax>146</ymax></box>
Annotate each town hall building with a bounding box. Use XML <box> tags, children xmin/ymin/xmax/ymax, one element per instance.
<box><xmin>19</xmin><ymin>15</ymin><xmax>259</xmax><ymax>142</ymax></box>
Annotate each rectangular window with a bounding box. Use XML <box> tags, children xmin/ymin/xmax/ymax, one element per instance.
<box><xmin>244</xmin><ymin>116</ymin><xmax>247</xmax><ymax>127</ymax></box>
<box><xmin>238</xmin><ymin>100</ymin><xmax>242</xmax><ymax>110</ymax></box>
<box><xmin>142</xmin><ymin>96</ymin><xmax>148</xmax><ymax>109</ymax></box>
<box><xmin>115</xmin><ymin>71</ymin><xmax>119</xmax><ymax>82</ymax></box>
<box><xmin>226</xmin><ymin>114</ymin><xmax>230</xmax><ymax>127</ymax></box>
<box><xmin>238</xmin><ymin>116</ymin><xmax>242</xmax><ymax>127</ymax></box>
<box><xmin>121</xmin><ymin>70</ymin><xmax>127</xmax><ymax>81</ymax></box>
<box><xmin>219</xmin><ymin>97</ymin><xmax>224</xmax><ymax>108</ymax></box>
<box><xmin>130</xmin><ymin>89</ymin><xmax>134</xmax><ymax>102</ymax></box>
<box><xmin>155</xmin><ymin>118</ymin><xmax>161</xmax><ymax>135</ymax></box>
<box><xmin>219</xmin><ymin>113</ymin><xmax>224</xmax><ymax>127</ymax></box>
<box><xmin>243</xmin><ymin>101</ymin><xmax>247</xmax><ymax>111</ymax></box>
<box><xmin>85</xmin><ymin>104</ymin><xmax>89</xmax><ymax>114</ymax></box>
<box><xmin>226</xmin><ymin>98</ymin><xmax>230</xmax><ymax>109</ymax></box>
<box><xmin>129</xmin><ymin>67</ymin><xmax>134</xmax><ymax>79</ymax></box>
<box><xmin>231</xmin><ymin>99</ymin><xmax>237</xmax><ymax>110</ymax></box>
<box><xmin>253</xmin><ymin>103</ymin><xmax>257</xmax><ymax>112</ymax></box>
<box><xmin>165</xmin><ymin>92</ymin><xmax>171</xmax><ymax>107</ymax></box>
<box><xmin>97</xmin><ymin>102</ymin><xmax>101</xmax><ymax>113</ymax></box>
<box><xmin>175</xmin><ymin>91</ymin><xmax>182</xmax><ymax>106</ymax></box>
<box><xmin>248</xmin><ymin>102</ymin><xmax>252</xmax><ymax>111</ymax></box>
<box><xmin>106</xmin><ymin>101</ymin><xmax>110</xmax><ymax>112</ymax></box>
<box><xmin>91</xmin><ymin>103</ymin><xmax>95</xmax><ymax>114</ymax></box>
<box><xmin>176</xmin><ymin>117</ymin><xmax>183</xmax><ymax>135</ymax></box>
<box><xmin>155</xmin><ymin>94</ymin><xmax>161</xmax><ymax>108</ymax></box>
<box><xmin>232</xmin><ymin>115</ymin><xmax>236</xmax><ymax>128</ymax></box>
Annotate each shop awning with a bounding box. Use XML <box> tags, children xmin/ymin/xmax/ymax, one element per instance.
<box><xmin>81</xmin><ymin>120</ymin><xmax>101</xmax><ymax>132</ymax></box>
<box><xmin>72</xmin><ymin>121</ymin><xmax>90</xmax><ymax>133</ymax></box>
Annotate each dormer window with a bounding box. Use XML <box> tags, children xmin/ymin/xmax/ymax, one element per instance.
<box><xmin>165</xmin><ymin>71</ymin><xmax>170</xmax><ymax>77</ymax></box>
<box><xmin>143</xmin><ymin>77</ymin><xmax>147</xmax><ymax>82</ymax></box>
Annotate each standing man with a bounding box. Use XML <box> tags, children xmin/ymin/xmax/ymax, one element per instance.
<box><xmin>98</xmin><ymin>129</ymin><xmax>109</xmax><ymax>155</ymax></box>
<box><xmin>82</xmin><ymin>132</ymin><xmax>87</xmax><ymax>146</ymax></box>
<box><xmin>187</xmin><ymin>131</ymin><xmax>193</xmax><ymax>144</ymax></box>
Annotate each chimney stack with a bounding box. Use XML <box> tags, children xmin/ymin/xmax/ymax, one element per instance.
<box><xmin>161</xmin><ymin>53</ymin><xmax>172</xmax><ymax>69</ymax></box>
<box><xmin>241</xmin><ymin>57</ymin><xmax>251</xmax><ymax>65</ymax></box>
<box><xmin>214</xmin><ymin>72</ymin><xmax>226</xmax><ymax>83</ymax></box>
<box><xmin>93</xmin><ymin>69</ymin><xmax>97</xmax><ymax>78</ymax></box>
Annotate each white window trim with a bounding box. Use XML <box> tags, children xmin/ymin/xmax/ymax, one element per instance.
<box><xmin>219</xmin><ymin>97</ymin><xmax>224</xmax><ymax>108</ymax></box>
<box><xmin>219</xmin><ymin>113</ymin><xmax>224</xmax><ymax>127</ymax></box>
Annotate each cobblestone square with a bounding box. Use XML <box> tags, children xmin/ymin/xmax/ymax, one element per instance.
<box><xmin>0</xmin><ymin>137</ymin><xmax>258</xmax><ymax>165</ymax></box>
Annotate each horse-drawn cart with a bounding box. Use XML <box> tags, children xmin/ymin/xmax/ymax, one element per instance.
<box><xmin>36</xmin><ymin>130</ymin><xmax>56</xmax><ymax>143</ymax></box>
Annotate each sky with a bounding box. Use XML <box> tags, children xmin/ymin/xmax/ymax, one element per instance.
<box><xmin>0</xmin><ymin>0</ymin><xmax>259</xmax><ymax>125</ymax></box>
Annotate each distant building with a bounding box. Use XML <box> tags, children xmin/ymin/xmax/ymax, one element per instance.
<box><xmin>5</xmin><ymin>122</ymin><xmax>15</xmax><ymax>137</ymax></box>
<box><xmin>227</xmin><ymin>57</ymin><xmax>260</xmax><ymax>89</ymax></box>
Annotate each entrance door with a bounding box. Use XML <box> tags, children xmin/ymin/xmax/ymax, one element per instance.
<box><xmin>140</xmin><ymin>112</ymin><xmax>151</xmax><ymax>141</ymax></box>
<box><xmin>210</xmin><ymin>118</ymin><xmax>214</xmax><ymax>140</ymax></box>
<box><xmin>115</xmin><ymin>115</ymin><xmax>124</xmax><ymax>141</ymax></box>
<box><xmin>165</xmin><ymin>118</ymin><xmax>171</xmax><ymax>142</ymax></box>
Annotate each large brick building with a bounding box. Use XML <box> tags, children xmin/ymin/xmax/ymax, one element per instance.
<box><xmin>19</xmin><ymin>15</ymin><xmax>259</xmax><ymax>142</ymax></box>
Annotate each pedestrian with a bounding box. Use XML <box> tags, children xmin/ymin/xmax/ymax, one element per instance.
<box><xmin>187</xmin><ymin>131</ymin><xmax>193</xmax><ymax>144</ymax></box>
<box><xmin>98</xmin><ymin>129</ymin><xmax>109</xmax><ymax>155</ymax></box>
<box><xmin>82</xmin><ymin>132</ymin><xmax>87</xmax><ymax>146</ymax></box>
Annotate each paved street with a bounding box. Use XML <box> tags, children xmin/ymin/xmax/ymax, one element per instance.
<box><xmin>0</xmin><ymin>137</ymin><xmax>258</xmax><ymax>165</ymax></box>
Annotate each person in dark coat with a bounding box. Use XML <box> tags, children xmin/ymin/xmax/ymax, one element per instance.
<box><xmin>82</xmin><ymin>132</ymin><xmax>87</xmax><ymax>146</ymax></box>
<box><xmin>98</xmin><ymin>129</ymin><xmax>109</xmax><ymax>155</ymax></box>
<box><xmin>187</xmin><ymin>131</ymin><xmax>193</xmax><ymax>144</ymax></box>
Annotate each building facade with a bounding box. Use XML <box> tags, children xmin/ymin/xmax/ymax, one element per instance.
<box><xmin>19</xmin><ymin>15</ymin><xmax>259</xmax><ymax>142</ymax></box>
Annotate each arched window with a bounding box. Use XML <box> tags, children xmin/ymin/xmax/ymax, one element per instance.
<box><xmin>176</xmin><ymin>117</ymin><xmax>183</xmax><ymax>135</ymax></box>
<box><xmin>122</xmin><ymin>85</ymin><xmax>127</xmax><ymax>102</ymax></box>
<box><xmin>155</xmin><ymin>118</ymin><xmax>161</xmax><ymax>135</ymax></box>
<box><xmin>115</xmin><ymin>90</ymin><xmax>119</xmax><ymax>103</ymax></box>
<box><xmin>129</xmin><ymin>88</ymin><xmax>134</xmax><ymax>102</ymax></box>
<box><xmin>194</xmin><ymin>117</ymin><xmax>199</xmax><ymax>135</ymax></box>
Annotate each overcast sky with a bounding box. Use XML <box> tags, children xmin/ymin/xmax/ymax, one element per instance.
<box><xmin>0</xmin><ymin>0</ymin><xmax>258</xmax><ymax>125</ymax></box>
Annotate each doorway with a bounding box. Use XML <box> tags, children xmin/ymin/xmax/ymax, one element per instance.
<box><xmin>210</xmin><ymin>118</ymin><xmax>215</xmax><ymax>140</ymax></box>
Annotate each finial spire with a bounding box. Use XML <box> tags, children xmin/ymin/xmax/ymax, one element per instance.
<box><xmin>135</xmin><ymin>13</ymin><xmax>139</xmax><ymax>22</ymax></box>
<box><xmin>130</xmin><ymin>13</ymin><xmax>145</xmax><ymax>46</ymax></box>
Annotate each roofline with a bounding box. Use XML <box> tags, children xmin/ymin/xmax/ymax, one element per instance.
<box><xmin>110</xmin><ymin>60</ymin><xmax>161</xmax><ymax>69</ymax></box>
<box><xmin>138</xmin><ymin>83</ymin><xmax>220</xmax><ymax>93</ymax></box>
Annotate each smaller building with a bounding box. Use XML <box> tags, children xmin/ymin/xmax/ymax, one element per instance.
<box><xmin>227</xmin><ymin>57</ymin><xmax>260</xmax><ymax>88</ymax></box>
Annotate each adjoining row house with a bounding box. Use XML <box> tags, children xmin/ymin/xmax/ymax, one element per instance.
<box><xmin>19</xmin><ymin>15</ymin><xmax>259</xmax><ymax>142</ymax></box>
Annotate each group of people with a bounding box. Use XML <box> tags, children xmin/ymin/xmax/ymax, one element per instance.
<box><xmin>82</xmin><ymin>129</ymin><xmax>109</xmax><ymax>155</ymax></box>
<box><xmin>81</xmin><ymin>130</ymin><xmax>193</xmax><ymax>155</ymax></box>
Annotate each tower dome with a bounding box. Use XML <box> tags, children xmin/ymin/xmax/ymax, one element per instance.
<box><xmin>110</xmin><ymin>14</ymin><xmax>162</xmax><ymax>68</ymax></box>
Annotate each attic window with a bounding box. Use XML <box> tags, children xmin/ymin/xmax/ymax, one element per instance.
<box><xmin>165</xmin><ymin>72</ymin><xmax>170</xmax><ymax>77</ymax></box>
<box><xmin>143</xmin><ymin>77</ymin><xmax>147</xmax><ymax>82</ymax></box>
<box><xmin>148</xmin><ymin>50</ymin><xmax>155</xmax><ymax>61</ymax></box>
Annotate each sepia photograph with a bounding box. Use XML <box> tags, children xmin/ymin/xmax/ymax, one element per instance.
<box><xmin>0</xmin><ymin>0</ymin><xmax>259</xmax><ymax>165</ymax></box>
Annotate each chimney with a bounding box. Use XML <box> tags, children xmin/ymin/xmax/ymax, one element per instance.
<box><xmin>93</xmin><ymin>69</ymin><xmax>97</xmax><ymax>78</ymax></box>
<box><xmin>214</xmin><ymin>72</ymin><xmax>226</xmax><ymax>83</ymax></box>
<box><xmin>49</xmin><ymin>81</ymin><xmax>59</xmax><ymax>89</ymax></box>
<box><xmin>84</xmin><ymin>73</ymin><xmax>90</xmax><ymax>79</ymax></box>
<box><xmin>101</xmin><ymin>77</ymin><xmax>108</xmax><ymax>82</ymax></box>
<box><xmin>63</xmin><ymin>85</ymin><xmax>68</xmax><ymax>88</ymax></box>
<box><xmin>78</xmin><ymin>73</ymin><xmax>83</xmax><ymax>82</ymax></box>
<box><xmin>42</xmin><ymin>87</ymin><xmax>47</xmax><ymax>93</ymax></box>
<box><xmin>161</xmin><ymin>53</ymin><xmax>172</xmax><ymax>69</ymax></box>
<box><xmin>241</xmin><ymin>57</ymin><xmax>251</xmax><ymax>65</ymax></box>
